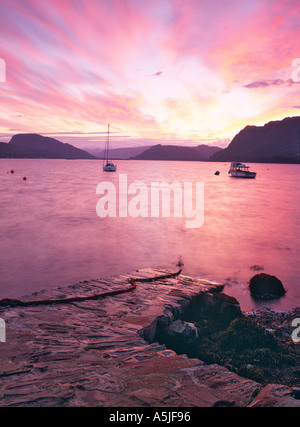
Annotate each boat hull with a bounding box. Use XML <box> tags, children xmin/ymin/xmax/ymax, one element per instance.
<box><xmin>229</xmin><ymin>171</ymin><xmax>256</xmax><ymax>178</ymax></box>
<box><xmin>103</xmin><ymin>164</ymin><xmax>117</xmax><ymax>172</ymax></box>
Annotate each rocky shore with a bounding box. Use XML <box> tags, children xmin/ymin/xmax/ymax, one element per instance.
<box><xmin>156</xmin><ymin>293</ymin><xmax>299</xmax><ymax>388</ymax></box>
<box><xmin>0</xmin><ymin>269</ymin><xmax>299</xmax><ymax>407</ymax></box>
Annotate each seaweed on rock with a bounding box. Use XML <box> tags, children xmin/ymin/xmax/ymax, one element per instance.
<box><xmin>154</xmin><ymin>292</ymin><xmax>299</xmax><ymax>387</ymax></box>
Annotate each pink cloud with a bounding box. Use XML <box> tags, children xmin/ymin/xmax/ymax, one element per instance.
<box><xmin>164</xmin><ymin>0</ymin><xmax>300</xmax><ymax>83</ymax></box>
<box><xmin>0</xmin><ymin>0</ymin><xmax>299</xmax><ymax>145</ymax></box>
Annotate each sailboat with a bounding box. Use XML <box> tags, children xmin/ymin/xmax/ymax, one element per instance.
<box><xmin>102</xmin><ymin>124</ymin><xmax>117</xmax><ymax>172</ymax></box>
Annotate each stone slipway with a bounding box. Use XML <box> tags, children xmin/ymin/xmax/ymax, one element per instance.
<box><xmin>0</xmin><ymin>268</ymin><xmax>297</xmax><ymax>407</ymax></box>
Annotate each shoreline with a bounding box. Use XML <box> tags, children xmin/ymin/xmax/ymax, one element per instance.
<box><xmin>0</xmin><ymin>269</ymin><xmax>299</xmax><ymax>407</ymax></box>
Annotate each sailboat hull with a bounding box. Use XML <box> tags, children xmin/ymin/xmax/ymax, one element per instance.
<box><xmin>103</xmin><ymin>163</ymin><xmax>117</xmax><ymax>172</ymax></box>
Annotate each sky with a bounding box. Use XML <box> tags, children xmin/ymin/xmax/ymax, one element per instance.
<box><xmin>0</xmin><ymin>0</ymin><xmax>299</xmax><ymax>150</ymax></box>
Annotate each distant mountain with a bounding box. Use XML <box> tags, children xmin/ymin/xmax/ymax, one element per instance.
<box><xmin>90</xmin><ymin>145</ymin><xmax>152</xmax><ymax>159</ymax></box>
<box><xmin>0</xmin><ymin>141</ymin><xmax>34</xmax><ymax>158</ymax></box>
<box><xmin>210</xmin><ymin>116</ymin><xmax>300</xmax><ymax>163</ymax></box>
<box><xmin>194</xmin><ymin>144</ymin><xmax>223</xmax><ymax>159</ymax></box>
<box><xmin>0</xmin><ymin>134</ymin><xmax>97</xmax><ymax>159</ymax></box>
<box><xmin>131</xmin><ymin>144</ymin><xmax>222</xmax><ymax>161</ymax></box>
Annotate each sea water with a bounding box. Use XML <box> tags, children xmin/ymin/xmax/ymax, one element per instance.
<box><xmin>0</xmin><ymin>159</ymin><xmax>299</xmax><ymax>311</ymax></box>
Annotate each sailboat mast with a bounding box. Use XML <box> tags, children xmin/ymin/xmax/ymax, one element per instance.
<box><xmin>103</xmin><ymin>123</ymin><xmax>110</xmax><ymax>165</ymax></box>
<box><xmin>107</xmin><ymin>123</ymin><xmax>110</xmax><ymax>163</ymax></box>
<box><xmin>102</xmin><ymin>123</ymin><xmax>117</xmax><ymax>171</ymax></box>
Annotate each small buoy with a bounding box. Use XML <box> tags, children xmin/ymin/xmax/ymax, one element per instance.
<box><xmin>23</xmin><ymin>177</ymin><xmax>27</xmax><ymax>180</ymax></box>
<box><xmin>215</xmin><ymin>171</ymin><xmax>220</xmax><ymax>175</ymax></box>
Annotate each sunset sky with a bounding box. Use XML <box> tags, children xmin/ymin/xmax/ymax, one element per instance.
<box><xmin>0</xmin><ymin>0</ymin><xmax>299</xmax><ymax>150</ymax></box>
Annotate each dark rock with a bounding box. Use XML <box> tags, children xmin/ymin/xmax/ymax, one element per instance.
<box><xmin>199</xmin><ymin>292</ymin><xmax>243</xmax><ymax>328</ymax></box>
<box><xmin>212</xmin><ymin>293</ymin><xmax>242</xmax><ymax>321</ymax></box>
<box><xmin>249</xmin><ymin>273</ymin><xmax>286</xmax><ymax>299</ymax></box>
<box><xmin>183</xmin><ymin>292</ymin><xmax>242</xmax><ymax>328</ymax></box>
<box><xmin>292</xmin><ymin>388</ymin><xmax>300</xmax><ymax>400</ymax></box>
<box><xmin>166</xmin><ymin>320</ymin><xmax>198</xmax><ymax>345</ymax></box>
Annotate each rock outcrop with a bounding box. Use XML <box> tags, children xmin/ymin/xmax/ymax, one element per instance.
<box><xmin>166</xmin><ymin>320</ymin><xmax>199</xmax><ymax>344</ymax></box>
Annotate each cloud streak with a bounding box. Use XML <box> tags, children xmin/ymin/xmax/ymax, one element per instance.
<box><xmin>244</xmin><ymin>79</ymin><xmax>296</xmax><ymax>89</ymax></box>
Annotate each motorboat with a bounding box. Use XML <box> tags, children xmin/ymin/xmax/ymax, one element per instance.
<box><xmin>228</xmin><ymin>162</ymin><xmax>256</xmax><ymax>178</ymax></box>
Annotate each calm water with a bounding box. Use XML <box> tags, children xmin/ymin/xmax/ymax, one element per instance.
<box><xmin>0</xmin><ymin>159</ymin><xmax>299</xmax><ymax>311</ymax></box>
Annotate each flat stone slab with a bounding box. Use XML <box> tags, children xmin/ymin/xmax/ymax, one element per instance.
<box><xmin>0</xmin><ymin>268</ymin><xmax>297</xmax><ymax>407</ymax></box>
